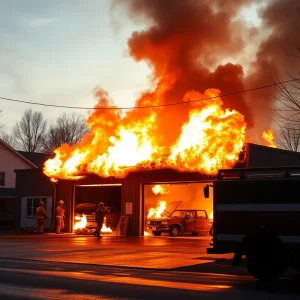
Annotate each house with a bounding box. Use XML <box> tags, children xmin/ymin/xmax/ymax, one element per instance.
<box><xmin>14</xmin><ymin>143</ymin><xmax>300</xmax><ymax>236</ymax></box>
<box><xmin>0</xmin><ymin>139</ymin><xmax>52</xmax><ymax>229</ymax></box>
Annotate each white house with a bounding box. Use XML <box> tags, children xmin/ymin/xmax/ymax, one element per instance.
<box><xmin>0</xmin><ymin>139</ymin><xmax>53</xmax><ymax>229</ymax></box>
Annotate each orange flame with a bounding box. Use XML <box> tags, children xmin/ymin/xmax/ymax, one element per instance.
<box><xmin>43</xmin><ymin>89</ymin><xmax>247</xmax><ymax>180</ymax></box>
<box><xmin>74</xmin><ymin>214</ymin><xmax>87</xmax><ymax>230</ymax></box>
<box><xmin>262</xmin><ymin>130</ymin><xmax>276</xmax><ymax>148</ymax></box>
<box><xmin>101</xmin><ymin>217</ymin><xmax>112</xmax><ymax>233</ymax></box>
<box><xmin>147</xmin><ymin>201</ymin><xmax>167</xmax><ymax>219</ymax></box>
<box><xmin>152</xmin><ymin>185</ymin><xmax>169</xmax><ymax>195</ymax></box>
<box><xmin>74</xmin><ymin>215</ymin><xmax>112</xmax><ymax>233</ymax></box>
<box><xmin>209</xmin><ymin>212</ymin><xmax>213</xmax><ymax>219</ymax></box>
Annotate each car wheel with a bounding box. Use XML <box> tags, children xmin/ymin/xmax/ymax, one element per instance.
<box><xmin>152</xmin><ymin>231</ymin><xmax>162</xmax><ymax>236</ymax></box>
<box><xmin>169</xmin><ymin>225</ymin><xmax>180</xmax><ymax>237</ymax></box>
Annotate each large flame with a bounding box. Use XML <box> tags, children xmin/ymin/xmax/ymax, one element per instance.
<box><xmin>44</xmin><ymin>89</ymin><xmax>247</xmax><ymax>180</ymax></box>
<box><xmin>152</xmin><ymin>185</ymin><xmax>169</xmax><ymax>195</ymax></box>
<box><xmin>74</xmin><ymin>215</ymin><xmax>112</xmax><ymax>233</ymax></box>
<box><xmin>262</xmin><ymin>130</ymin><xmax>276</xmax><ymax>148</ymax></box>
<box><xmin>74</xmin><ymin>214</ymin><xmax>87</xmax><ymax>231</ymax></box>
<box><xmin>147</xmin><ymin>200</ymin><xmax>167</xmax><ymax>219</ymax></box>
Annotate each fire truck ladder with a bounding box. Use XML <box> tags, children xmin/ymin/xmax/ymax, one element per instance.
<box><xmin>217</xmin><ymin>166</ymin><xmax>300</xmax><ymax>180</ymax></box>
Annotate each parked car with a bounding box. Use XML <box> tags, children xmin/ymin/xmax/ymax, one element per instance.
<box><xmin>74</xmin><ymin>203</ymin><xmax>121</xmax><ymax>230</ymax></box>
<box><xmin>146</xmin><ymin>201</ymin><xmax>213</xmax><ymax>236</ymax></box>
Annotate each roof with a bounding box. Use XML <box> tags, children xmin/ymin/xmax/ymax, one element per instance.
<box><xmin>0</xmin><ymin>139</ymin><xmax>37</xmax><ymax>168</ymax></box>
<box><xmin>18</xmin><ymin>151</ymin><xmax>54</xmax><ymax>168</ymax></box>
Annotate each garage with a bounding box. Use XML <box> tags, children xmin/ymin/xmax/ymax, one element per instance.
<box><xmin>72</xmin><ymin>184</ymin><xmax>122</xmax><ymax>234</ymax></box>
<box><xmin>143</xmin><ymin>181</ymin><xmax>214</xmax><ymax>237</ymax></box>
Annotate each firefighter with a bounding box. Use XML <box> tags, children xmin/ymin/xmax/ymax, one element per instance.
<box><xmin>94</xmin><ymin>202</ymin><xmax>110</xmax><ymax>238</ymax></box>
<box><xmin>56</xmin><ymin>200</ymin><xmax>66</xmax><ymax>234</ymax></box>
<box><xmin>35</xmin><ymin>201</ymin><xmax>47</xmax><ymax>233</ymax></box>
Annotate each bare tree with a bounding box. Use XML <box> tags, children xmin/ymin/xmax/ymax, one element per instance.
<box><xmin>0</xmin><ymin>132</ymin><xmax>18</xmax><ymax>149</ymax></box>
<box><xmin>273</xmin><ymin>12</ymin><xmax>300</xmax><ymax>150</ymax></box>
<box><xmin>13</xmin><ymin>109</ymin><xmax>47</xmax><ymax>152</ymax></box>
<box><xmin>278</xmin><ymin>124</ymin><xmax>300</xmax><ymax>151</ymax></box>
<box><xmin>42</xmin><ymin>112</ymin><xmax>89</xmax><ymax>153</ymax></box>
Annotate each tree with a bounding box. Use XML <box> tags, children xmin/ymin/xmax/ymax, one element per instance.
<box><xmin>279</xmin><ymin>124</ymin><xmax>300</xmax><ymax>151</ymax></box>
<box><xmin>13</xmin><ymin>109</ymin><xmax>47</xmax><ymax>152</ymax></box>
<box><xmin>42</xmin><ymin>112</ymin><xmax>89</xmax><ymax>153</ymax></box>
<box><xmin>273</xmin><ymin>13</ymin><xmax>300</xmax><ymax>151</ymax></box>
<box><xmin>0</xmin><ymin>132</ymin><xmax>18</xmax><ymax>149</ymax></box>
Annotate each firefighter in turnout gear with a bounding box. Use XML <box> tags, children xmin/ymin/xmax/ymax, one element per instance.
<box><xmin>94</xmin><ymin>202</ymin><xmax>110</xmax><ymax>238</ymax></box>
<box><xmin>35</xmin><ymin>201</ymin><xmax>47</xmax><ymax>233</ymax></box>
<box><xmin>56</xmin><ymin>200</ymin><xmax>66</xmax><ymax>234</ymax></box>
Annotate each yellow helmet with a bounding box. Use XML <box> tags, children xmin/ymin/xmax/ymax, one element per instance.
<box><xmin>59</xmin><ymin>200</ymin><xmax>64</xmax><ymax>204</ymax></box>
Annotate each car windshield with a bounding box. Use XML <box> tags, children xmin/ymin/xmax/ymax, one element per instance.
<box><xmin>75</xmin><ymin>203</ymin><xmax>97</xmax><ymax>214</ymax></box>
<box><xmin>170</xmin><ymin>211</ymin><xmax>187</xmax><ymax>218</ymax></box>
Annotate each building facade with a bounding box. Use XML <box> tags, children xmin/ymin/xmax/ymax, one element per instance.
<box><xmin>14</xmin><ymin>143</ymin><xmax>300</xmax><ymax>235</ymax></box>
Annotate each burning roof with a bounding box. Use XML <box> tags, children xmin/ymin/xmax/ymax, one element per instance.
<box><xmin>43</xmin><ymin>0</ymin><xmax>285</xmax><ymax>181</ymax></box>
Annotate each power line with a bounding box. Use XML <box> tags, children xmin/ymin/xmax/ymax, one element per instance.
<box><xmin>0</xmin><ymin>77</ymin><xmax>299</xmax><ymax>110</ymax></box>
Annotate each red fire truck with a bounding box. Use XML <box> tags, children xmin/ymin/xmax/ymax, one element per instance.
<box><xmin>205</xmin><ymin>166</ymin><xmax>300</xmax><ymax>281</ymax></box>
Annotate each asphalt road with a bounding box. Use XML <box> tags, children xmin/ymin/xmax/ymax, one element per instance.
<box><xmin>0</xmin><ymin>258</ymin><xmax>300</xmax><ymax>300</ymax></box>
<box><xmin>0</xmin><ymin>235</ymin><xmax>299</xmax><ymax>299</ymax></box>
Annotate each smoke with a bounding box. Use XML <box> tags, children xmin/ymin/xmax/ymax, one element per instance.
<box><xmin>111</xmin><ymin>0</ymin><xmax>300</xmax><ymax>138</ymax></box>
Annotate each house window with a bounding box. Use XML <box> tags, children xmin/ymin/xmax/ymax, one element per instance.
<box><xmin>0</xmin><ymin>172</ymin><xmax>5</xmax><ymax>186</ymax></box>
<box><xmin>26</xmin><ymin>197</ymin><xmax>47</xmax><ymax>217</ymax></box>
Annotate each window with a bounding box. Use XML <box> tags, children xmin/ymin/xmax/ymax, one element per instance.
<box><xmin>171</xmin><ymin>210</ymin><xmax>186</xmax><ymax>218</ymax></box>
<box><xmin>197</xmin><ymin>211</ymin><xmax>207</xmax><ymax>219</ymax></box>
<box><xmin>0</xmin><ymin>172</ymin><xmax>5</xmax><ymax>186</ymax></box>
<box><xmin>26</xmin><ymin>197</ymin><xmax>47</xmax><ymax>217</ymax></box>
<box><xmin>186</xmin><ymin>211</ymin><xmax>195</xmax><ymax>219</ymax></box>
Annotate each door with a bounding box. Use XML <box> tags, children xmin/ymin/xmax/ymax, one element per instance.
<box><xmin>184</xmin><ymin>211</ymin><xmax>196</xmax><ymax>232</ymax></box>
<box><xmin>196</xmin><ymin>210</ymin><xmax>209</xmax><ymax>231</ymax></box>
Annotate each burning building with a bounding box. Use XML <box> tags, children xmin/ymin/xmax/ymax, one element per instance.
<box><xmin>12</xmin><ymin>0</ymin><xmax>300</xmax><ymax>235</ymax></box>
<box><xmin>13</xmin><ymin>143</ymin><xmax>300</xmax><ymax>235</ymax></box>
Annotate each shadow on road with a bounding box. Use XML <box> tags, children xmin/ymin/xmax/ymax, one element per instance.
<box><xmin>0</xmin><ymin>258</ymin><xmax>300</xmax><ymax>299</ymax></box>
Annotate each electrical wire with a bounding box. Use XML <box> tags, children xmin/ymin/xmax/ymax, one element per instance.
<box><xmin>0</xmin><ymin>77</ymin><xmax>299</xmax><ymax>110</ymax></box>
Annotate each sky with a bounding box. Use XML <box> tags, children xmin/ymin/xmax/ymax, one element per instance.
<box><xmin>0</xmin><ymin>0</ymin><xmax>298</xmax><ymax>141</ymax></box>
<box><xmin>0</xmin><ymin>0</ymin><xmax>150</xmax><ymax>132</ymax></box>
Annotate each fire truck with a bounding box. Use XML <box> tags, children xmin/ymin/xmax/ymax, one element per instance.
<box><xmin>205</xmin><ymin>166</ymin><xmax>300</xmax><ymax>281</ymax></box>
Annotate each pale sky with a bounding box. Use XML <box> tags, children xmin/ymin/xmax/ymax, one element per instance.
<box><xmin>0</xmin><ymin>0</ymin><xmax>263</xmax><ymax>133</ymax></box>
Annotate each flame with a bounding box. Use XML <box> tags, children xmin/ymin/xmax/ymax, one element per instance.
<box><xmin>209</xmin><ymin>212</ymin><xmax>213</xmax><ymax>219</ymax></box>
<box><xmin>144</xmin><ymin>231</ymin><xmax>151</xmax><ymax>236</ymax></box>
<box><xmin>262</xmin><ymin>130</ymin><xmax>276</xmax><ymax>148</ymax></box>
<box><xmin>101</xmin><ymin>217</ymin><xmax>112</xmax><ymax>233</ymax></box>
<box><xmin>152</xmin><ymin>185</ymin><xmax>169</xmax><ymax>195</ymax></box>
<box><xmin>74</xmin><ymin>215</ymin><xmax>112</xmax><ymax>233</ymax></box>
<box><xmin>147</xmin><ymin>200</ymin><xmax>167</xmax><ymax>219</ymax></box>
<box><xmin>43</xmin><ymin>89</ymin><xmax>247</xmax><ymax>180</ymax></box>
<box><xmin>74</xmin><ymin>214</ymin><xmax>87</xmax><ymax>230</ymax></box>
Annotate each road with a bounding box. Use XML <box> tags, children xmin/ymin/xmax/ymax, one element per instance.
<box><xmin>0</xmin><ymin>234</ymin><xmax>299</xmax><ymax>299</ymax></box>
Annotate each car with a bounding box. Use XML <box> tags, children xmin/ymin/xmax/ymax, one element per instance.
<box><xmin>74</xmin><ymin>203</ymin><xmax>121</xmax><ymax>230</ymax></box>
<box><xmin>146</xmin><ymin>201</ymin><xmax>213</xmax><ymax>237</ymax></box>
